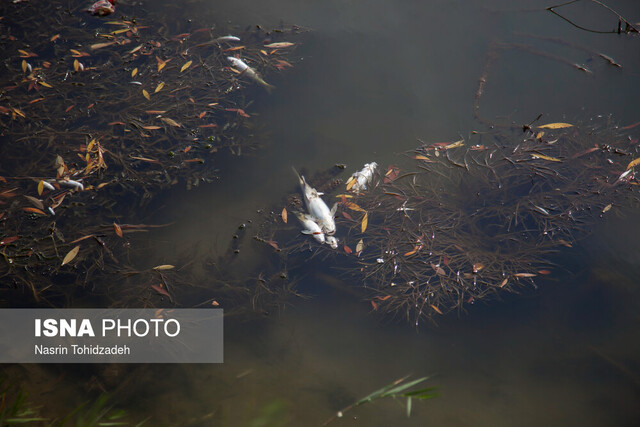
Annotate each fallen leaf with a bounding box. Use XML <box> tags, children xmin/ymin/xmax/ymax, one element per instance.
<box><xmin>151</xmin><ymin>284</ymin><xmax>171</xmax><ymax>298</ymax></box>
<box><xmin>371</xmin><ymin>300</ymin><xmax>378</xmax><ymax>310</ymax></box>
<box><xmin>472</xmin><ymin>263</ymin><xmax>484</xmax><ymax>273</ymax></box>
<box><xmin>153</xmin><ymin>264</ymin><xmax>175</xmax><ymax>270</ymax></box>
<box><xmin>343</xmin><ymin>245</ymin><xmax>352</xmax><ymax>254</ymax></box>
<box><xmin>602</xmin><ymin>204</ymin><xmax>612</xmax><ymax>213</ymax></box>
<box><xmin>142</xmin><ymin>125</ymin><xmax>162</xmax><ymax>130</ymax></box>
<box><xmin>531</xmin><ymin>154</ymin><xmax>562</xmax><ymax>162</ymax></box>
<box><xmin>281</xmin><ymin>207</ymin><xmax>288</xmax><ymax>223</ymax></box>
<box><xmin>38</xmin><ymin>81</ymin><xmax>53</xmax><ymax>88</ymax></box>
<box><xmin>180</xmin><ymin>60</ymin><xmax>192</xmax><ymax>72</ymax></box>
<box><xmin>24</xmin><ymin>195</ymin><xmax>44</xmax><ymax>210</ymax></box>
<box><xmin>430</xmin><ymin>304</ymin><xmax>443</xmax><ymax>315</ymax></box>
<box><xmin>142</xmin><ymin>89</ymin><xmax>151</xmax><ymax>101</ymax></box>
<box><xmin>37</xmin><ymin>180</ymin><xmax>44</xmax><ymax>195</ymax></box>
<box><xmin>61</xmin><ymin>245</ymin><xmax>80</xmax><ymax>266</ymax></box>
<box><xmin>341</xmin><ymin>211</ymin><xmax>354</xmax><ymax>221</ymax></box>
<box><xmin>23</xmin><ymin>207</ymin><xmax>46</xmax><ymax>215</ymax></box>
<box><xmin>626</xmin><ymin>158</ymin><xmax>640</xmax><ymax>170</ymax></box>
<box><xmin>344</xmin><ymin>201</ymin><xmax>366</xmax><ymax>212</ymax></box>
<box><xmin>361</xmin><ymin>212</ymin><xmax>368</xmax><ymax>233</ymax></box>
<box><xmin>266</xmin><ymin>240</ymin><xmax>280</xmax><ymax>250</ymax></box>
<box><xmin>264</xmin><ymin>42</ymin><xmax>295</xmax><ymax>48</ymax></box>
<box><xmin>355</xmin><ymin>239</ymin><xmax>364</xmax><ymax>254</ymax></box>
<box><xmin>537</xmin><ymin>122</ymin><xmax>573</xmax><ymax>129</ymax></box>
<box><xmin>154</xmin><ymin>82</ymin><xmax>165</xmax><ymax>93</ymax></box>
<box><xmin>538</xmin><ymin>270</ymin><xmax>551</xmax><ymax>275</ymax></box>
<box><xmin>131</xmin><ymin>67</ymin><xmax>138</xmax><ymax>77</ymax></box>
<box><xmin>156</xmin><ymin>56</ymin><xmax>168</xmax><ymax>71</ymax></box>
<box><xmin>0</xmin><ymin>236</ymin><xmax>19</xmax><ymax>245</ymax></box>
<box><xmin>513</xmin><ymin>272</ymin><xmax>537</xmax><ymax>278</ymax></box>
<box><xmin>113</xmin><ymin>222</ymin><xmax>123</xmax><ymax>238</ymax></box>
<box><xmin>499</xmin><ymin>278</ymin><xmax>508</xmax><ymax>288</ymax></box>
<box><xmin>161</xmin><ymin>117</ymin><xmax>182</xmax><ymax>127</ymax></box>
<box><xmin>345</xmin><ymin>176</ymin><xmax>356</xmax><ymax>191</ymax></box>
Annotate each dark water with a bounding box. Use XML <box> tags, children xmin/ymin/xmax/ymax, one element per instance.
<box><xmin>10</xmin><ymin>0</ymin><xmax>640</xmax><ymax>425</ymax></box>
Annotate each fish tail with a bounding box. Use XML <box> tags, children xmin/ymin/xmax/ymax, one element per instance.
<box><xmin>291</xmin><ymin>167</ymin><xmax>304</xmax><ymax>186</ymax></box>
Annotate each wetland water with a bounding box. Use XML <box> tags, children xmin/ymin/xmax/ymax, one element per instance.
<box><xmin>2</xmin><ymin>0</ymin><xmax>640</xmax><ymax>425</ymax></box>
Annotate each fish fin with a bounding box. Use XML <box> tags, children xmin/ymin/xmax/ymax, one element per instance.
<box><xmin>330</xmin><ymin>202</ymin><xmax>338</xmax><ymax>216</ymax></box>
<box><xmin>263</xmin><ymin>82</ymin><xmax>276</xmax><ymax>94</ymax></box>
<box><xmin>301</xmin><ymin>230</ymin><xmax>313</xmax><ymax>235</ymax></box>
<box><xmin>291</xmin><ymin>167</ymin><xmax>304</xmax><ymax>186</ymax></box>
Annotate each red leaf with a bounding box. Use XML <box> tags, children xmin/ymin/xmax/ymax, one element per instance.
<box><xmin>0</xmin><ymin>236</ymin><xmax>19</xmax><ymax>245</ymax></box>
<box><xmin>151</xmin><ymin>284</ymin><xmax>171</xmax><ymax>298</ymax></box>
<box><xmin>343</xmin><ymin>245</ymin><xmax>352</xmax><ymax>254</ymax></box>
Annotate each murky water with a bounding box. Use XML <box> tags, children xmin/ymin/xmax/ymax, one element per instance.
<box><xmin>7</xmin><ymin>0</ymin><xmax>640</xmax><ymax>425</ymax></box>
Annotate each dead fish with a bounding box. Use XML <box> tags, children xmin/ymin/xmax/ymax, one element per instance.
<box><xmin>325</xmin><ymin>235</ymin><xmax>338</xmax><ymax>249</ymax></box>
<box><xmin>295</xmin><ymin>212</ymin><xmax>325</xmax><ymax>244</ymax></box>
<box><xmin>292</xmin><ymin>167</ymin><xmax>337</xmax><ymax>235</ymax></box>
<box><xmin>216</xmin><ymin>35</ymin><xmax>240</xmax><ymax>42</ymax></box>
<box><xmin>85</xmin><ymin>0</ymin><xmax>115</xmax><ymax>16</ymax></box>
<box><xmin>58</xmin><ymin>179</ymin><xmax>84</xmax><ymax>191</ymax></box>
<box><xmin>227</xmin><ymin>57</ymin><xmax>275</xmax><ymax>92</ymax></box>
<box><xmin>347</xmin><ymin>162</ymin><xmax>378</xmax><ymax>192</ymax></box>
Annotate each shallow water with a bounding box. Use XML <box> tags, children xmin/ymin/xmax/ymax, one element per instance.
<box><xmin>7</xmin><ymin>0</ymin><xmax>640</xmax><ymax>425</ymax></box>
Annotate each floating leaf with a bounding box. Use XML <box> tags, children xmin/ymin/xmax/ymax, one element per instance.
<box><xmin>21</xmin><ymin>60</ymin><xmax>27</xmax><ymax>73</ymax></box>
<box><xmin>531</xmin><ymin>154</ymin><xmax>561</xmax><ymax>162</ymax></box>
<box><xmin>50</xmin><ymin>34</ymin><xmax>60</xmax><ymax>42</ymax></box>
<box><xmin>23</xmin><ymin>207</ymin><xmax>46</xmax><ymax>215</ymax></box>
<box><xmin>38</xmin><ymin>81</ymin><xmax>53</xmax><ymax>88</ymax></box>
<box><xmin>264</xmin><ymin>42</ymin><xmax>295</xmax><ymax>48</ymax></box>
<box><xmin>113</xmin><ymin>222</ymin><xmax>123</xmax><ymax>237</ymax></box>
<box><xmin>90</xmin><ymin>42</ymin><xmax>117</xmax><ymax>50</ymax></box>
<box><xmin>404</xmin><ymin>246</ymin><xmax>420</xmax><ymax>257</ymax></box>
<box><xmin>153</xmin><ymin>264</ymin><xmax>175</xmax><ymax>270</ymax></box>
<box><xmin>499</xmin><ymin>278</ymin><xmax>508</xmax><ymax>288</ymax></box>
<box><xmin>472</xmin><ymin>263</ymin><xmax>484</xmax><ymax>273</ymax></box>
<box><xmin>142</xmin><ymin>89</ymin><xmax>151</xmax><ymax>101</ymax></box>
<box><xmin>154</xmin><ymin>82</ymin><xmax>165</xmax><ymax>93</ymax></box>
<box><xmin>343</xmin><ymin>245</ymin><xmax>352</xmax><ymax>254</ymax></box>
<box><xmin>513</xmin><ymin>272</ymin><xmax>537</xmax><ymax>278</ymax></box>
<box><xmin>626</xmin><ymin>158</ymin><xmax>640</xmax><ymax>170</ymax></box>
<box><xmin>346</xmin><ymin>176</ymin><xmax>356</xmax><ymax>191</ymax></box>
<box><xmin>160</xmin><ymin>117</ymin><xmax>182</xmax><ymax>127</ymax></box>
<box><xmin>73</xmin><ymin>59</ymin><xmax>80</xmax><ymax>72</ymax></box>
<box><xmin>180</xmin><ymin>60</ymin><xmax>192</xmax><ymax>72</ymax></box>
<box><xmin>344</xmin><ymin>201</ymin><xmax>366</xmax><ymax>212</ymax></box>
<box><xmin>602</xmin><ymin>204</ymin><xmax>612</xmax><ymax>213</ymax></box>
<box><xmin>355</xmin><ymin>239</ymin><xmax>364</xmax><ymax>253</ymax></box>
<box><xmin>61</xmin><ymin>245</ymin><xmax>80</xmax><ymax>266</ymax></box>
<box><xmin>37</xmin><ymin>180</ymin><xmax>44</xmax><ymax>195</ymax></box>
<box><xmin>281</xmin><ymin>207</ymin><xmax>288</xmax><ymax>223</ymax></box>
<box><xmin>0</xmin><ymin>236</ymin><xmax>19</xmax><ymax>246</ymax></box>
<box><xmin>156</xmin><ymin>56</ymin><xmax>167</xmax><ymax>71</ymax></box>
<box><xmin>131</xmin><ymin>67</ymin><xmax>138</xmax><ymax>77</ymax></box>
<box><xmin>413</xmin><ymin>155</ymin><xmax>430</xmax><ymax>160</ymax></box>
<box><xmin>361</xmin><ymin>212</ymin><xmax>368</xmax><ymax>233</ymax></box>
<box><xmin>430</xmin><ymin>305</ymin><xmax>443</xmax><ymax>315</ymax></box>
<box><xmin>151</xmin><ymin>284</ymin><xmax>171</xmax><ymax>298</ymax></box>
<box><xmin>537</xmin><ymin>122</ymin><xmax>573</xmax><ymax>129</ymax></box>
<box><xmin>24</xmin><ymin>195</ymin><xmax>44</xmax><ymax>210</ymax></box>
<box><xmin>142</xmin><ymin>125</ymin><xmax>162</xmax><ymax>130</ymax></box>
<box><xmin>538</xmin><ymin>270</ymin><xmax>551</xmax><ymax>275</ymax></box>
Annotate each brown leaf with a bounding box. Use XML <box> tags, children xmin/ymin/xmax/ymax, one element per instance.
<box><xmin>160</xmin><ymin>117</ymin><xmax>182</xmax><ymax>127</ymax></box>
<box><xmin>430</xmin><ymin>304</ymin><xmax>443</xmax><ymax>315</ymax></box>
<box><xmin>343</xmin><ymin>245</ymin><xmax>352</xmax><ymax>254</ymax></box>
<box><xmin>113</xmin><ymin>222</ymin><xmax>123</xmax><ymax>238</ymax></box>
<box><xmin>513</xmin><ymin>272</ymin><xmax>537</xmax><ymax>278</ymax></box>
<box><xmin>37</xmin><ymin>180</ymin><xmax>44</xmax><ymax>195</ymax></box>
<box><xmin>281</xmin><ymin>207</ymin><xmax>288</xmax><ymax>223</ymax></box>
<box><xmin>151</xmin><ymin>284</ymin><xmax>171</xmax><ymax>298</ymax></box>
<box><xmin>153</xmin><ymin>264</ymin><xmax>175</xmax><ymax>270</ymax></box>
<box><xmin>61</xmin><ymin>245</ymin><xmax>80</xmax><ymax>266</ymax></box>
<box><xmin>0</xmin><ymin>236</ymin><xmax>20</xmax><ymax>245</ymax></box>
<box><xmin>23</xmin><ymin>207</ymin><xmax>46</xmax><ymax>215</ymax></box>
<box><xmin>361</xmin><ymin>212</ymin><xmax>368</xmax><ymax>233</ymax></box>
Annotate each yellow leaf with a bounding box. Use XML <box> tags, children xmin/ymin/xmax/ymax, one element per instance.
<box><xmin>263</xmin><ymin>42</ymin><xmax>295</xmax><ymax>48</ymax></box>
<box><xmin>129</xmin><ymin>45</ymin><xmax>143</xmax><ymax>54</ymax></box>
<box><xmin>513</xmin><ymin>272</ymin><xmax>537</xmax><ymax>278</ymax></box>
<box><xmin>111</xmin><ymin>28</ymin><xmax>130</xmax><ymax>35</ymax></box>
<box><xmin>37</xmin><ymin>180</ymin><xmax>44</xmax><ymax>195</ymax></box>
<box><xmin>21</xmin><ymin>60</ymin><xmax>27</xmax><ymax>73</ymax></box>
<box><xmin>346</xmin><ymin>176</ymin><xmax>356</xmax><ymax>191</ymax></box>
<box><xmin>73</xmin><ymin>59</ymin><xmax>80</xmax><ymax>72</ymax></box>
<box><xmin>344</xmin><ymin>201</ymin><xmax>366</xmax><ymax>212</ymax></box>
<box><xmin>260</xmin><ymin>50</ymin><xmax>268</xmax><ymax>56</ymax></box>
<box><xmin>535</xmin><ymin>131</ymin><xmax>545</xmax><ymax>140</ymax></box>
<box><xmin>531</xmin><ymin>154</ymin><xmax>562</xmax><ymax>162</ymax></box>
<box><xmin>160</xmin><ymin>117</ymin><xmax>182</xmax><ymax>127</ymax></box>
<box><xmin>156</xmin><ymin>56</ymin><xmax>167</xmax><ymax>72</ymax></box>
<box><xmin>602</xmin><ymin>204</ymin><xmax>612</xmax><ymax>213</ymax></box>
<box><xmin>361</xmin><ymin>212</ymin><xmax>368</xmax><ymax>233</ymax></box>
<box><xmin>154</xmin><ymin>82</ymin><xmax>165</xmax><ymax>93</ymax></box>
<box><xmin>38</xmin><ymin>81</ymin><xmax>53</xmax><ymax>88</ymax></box>
<box><xmin>444</xmin><ymin>139</ymin><xmax>464</xmax><ymax>149</ymax></box>
<box><xmin>537</xmin><ymin>122</ymin><xmax>573</xmax><ymax>129</ymax></box>
<box><xmin>180</xmin><ymin>60</ymin><xmax>192</xmax><ymax>72</ymax></box>
<box><xmin>142</xmin><ymin>89</ymin><xmax>151</xmax><ymax>101</ymax></box>
<box><xmin>113</xmin><ymin>222</ymin><xmax>123</xmax><ymax>237</ymax></box>
<box><xmin>12</xmin><ymin>108</ymin><xmax>25</xmax><ymax>118</ymax></box>
<box><xmin>356</xmin><ymin>239</ymin><xmax>364</xmax><ymax>253</ymax></box>
<box><xmin>414</xmin><ymin>155</ymin><xmax>430</xmax><ymax>160</ymax></box>
<box><xmin>153</xmin><ymin>264</ymin><xmax>175</xmax><ymax>270</ymax></box>
<box><xmin>131</xmin><ymin>67</ymin><xmax>138</xmax><ymax>77</ymax></box>
<box><xmin>430</xmin><ymin>305</ymin><xmax>443</xmax><ymax>315</ymax></box>
<box><xmin>281</xmin><ymin>207</ymin><xmax>288</xmax><ymax>223</ymax></box>
<box><xmin>61</xmin><ymin>245</ymin><xmax>80</xmax><ymax>266</ymax></box>
<box><xmin>626</xmin><ymin>158</ymin><xmax>640</xmax><ymax>170</ymax></box>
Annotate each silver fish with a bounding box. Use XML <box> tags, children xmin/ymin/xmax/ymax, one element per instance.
<box><xmin>348</xmin><ymin>162</ymin><xmax>378</xmax><ymax>192</ymax></box>
<box><xmin>292</xmin><ymin>168</ymin><xmax>337</xmax><ymax>235</ymax></box>
<box><xmin>227</xmin><ymin>57</ymin><xmax>275</xmax><ymax>92</ymax></box>
<box><xmin>295</xmin><ymin>212</ymin><xmax>325</xmax><ymax>244</ymax></box>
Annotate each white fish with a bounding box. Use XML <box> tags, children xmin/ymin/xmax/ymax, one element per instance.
<box><xmin>216</xmin><ymin>35</ymin><xmax>240</xmax><ymax>42</ymax></box>
<box><xmin>58</xmin><ymin>179</ymin><xmax>83</xmax><ymax>191</ymax></box>
<box><xmin>325</xmin><ymin>235</ymin><xmax>338</xmax><ymax>249</ymax></box>
<box><xmin>292</xmin><ymin>168</ymin><xmax>337</xmax><ymax>235</ymax></box>
<box><xmin>295</xmin><ymin>212</ymin><xmax>325</xmax><ymax>244</ymax></box>
<box><xmin>227</xmin><ymin>57</ymin><xmax>275</xmax><ymax>92</ymax></box>
<box><xmin>347</xmin><ymin>162</ymin><xmax>378</xmax><ymax>192</ymax></box>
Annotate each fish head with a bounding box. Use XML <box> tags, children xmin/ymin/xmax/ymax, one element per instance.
<box><xmin>325</xmin><ymin>236</ymin><xmax>338</xmax><ymax>249</ymax></box>
<box><xmin>312</xmin><ymin>231</ymin><xmax>326</xmax><ymax>244</ymax></box>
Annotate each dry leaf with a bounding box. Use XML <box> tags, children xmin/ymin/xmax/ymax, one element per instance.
<box><xmin>513</xmin><ymin>272</ymin><xmax>537</xmax><ymax>278</ymax></box>
<box><xmin>344</xmin><ymin>201</ymin><xmax>365</xmax><ymax>212</ymax></box>
<box><xmin>343</xmin><ymin>245</ymin><xmax>352</xmax><ymax>254</ymax></box>
<box><xmin>361</xmin><ymin>212</ymin><xmax>368</xmax><ymax>233</ymax></box>
<box><xmin>153</xmin><ymin>264</ymin><xmax>175</xmax><ymax>270</ymax></box>
<box><xmin>142</xmin><ymin>89</ymin><xmax>151</xmax><ymax>101</ymax></box>
<box><xmin>131</xmin><ymin>67</ymin><xmax>138</xmax><ymax>77</ymax></box>
<box><xmin>537</xmin><ymin>122</ymin><xmax>573</xmax><ymax>129</ymax></box>
<box><xmin>531</xmin><ymin>154</ymin><xmax>562</xmax><ymax>162</ymax></box>
<box><xmin>23</xmin><ymin>207</ymin><xmax>46</xmax><ymax>215</ymax></box>
<box><xmin>626</xmin><ymin>158</ymin><xmax>640</xmax><ymax>170</ymax></box>
<box><xmin>180</xmin><ymin>60</ymin><xmax>192</xmax><ymax>72</ymax></box>
<box><xmin>430</xmin><ymin>304</ymin><xmax>443</xmax><ymax>315</ymax></box>
<box><xmin>345</xmin><ymin>176</ymin><xmax>356</xmax><ymax>191</ymax></box>
<box><xmin>156</xmin><ymin>56</ymin><xmax>167</xmax><ymax>71</ymax></box>
<box><xmin>37</xmin><ymin>180</ymin><xmax>44</xmax><ymax>195</ymax></box>
<box><xmin>281</xmin><ymin>207</ymin><xmax>288</xmax><ymax>223</ymax></box>
<box><xmin>61</xmin><ymin>245</ymin><xmax>80</xmax><ymax>266</ymax></box>
<box><xmin>602</xmin><ymin>204</ymin><xmax>612</xmax><ymax>213</ymax></box>
<box><xmin>160</xmin><ymin>117</ymin><xmax>182</xmax><ymax>127</ymax></box>
<box><xmin>499</xmin><ymin>278</ymin><xmax>508</xmax><ymax>288</ymax></box>
<box><xmin>154</xmin><ymin>82</ymin><xmax>165</xmax><ymax>93</ymax></box>
<box><xmin>355</xmin><ymin>239</ymin><xmax>364</xmax><ymax>253</ymax></box>
<box><xmin>113</xmin><ymin>222</ymin><xmax>123</xmax><ymax>237</ymax></box>
<box><xmin>263</xmin><ymin>42</ymin><xmax>295</xmax><ymax>48</ymax></box>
